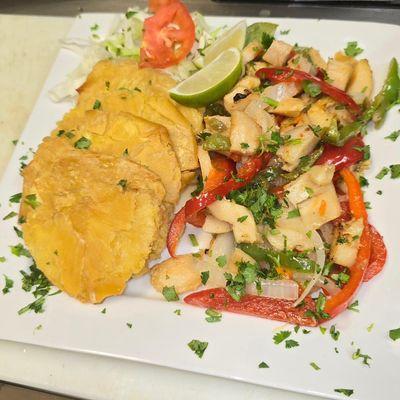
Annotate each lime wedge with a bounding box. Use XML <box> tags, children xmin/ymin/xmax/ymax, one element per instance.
<box><xmin>203</xmin><ymin>20</ymin><xmax>246</xmax><ymax>65</ymax></box>
<box><xmin>170</xmin><ymin>48</ymin><xmax>242</xmax><ymax>107</ymax></box>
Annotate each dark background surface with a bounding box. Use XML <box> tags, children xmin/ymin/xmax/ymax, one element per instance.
<box><xmin>0</xmin><ymin>0</ymin><xmax>399</xmax><ymax>24</ymax></box>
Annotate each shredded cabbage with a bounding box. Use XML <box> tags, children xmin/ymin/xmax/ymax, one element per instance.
<box><xmin>49</xmin><ymin>9</ymin><xmax>224</xmax><ymax>102</ymax></box>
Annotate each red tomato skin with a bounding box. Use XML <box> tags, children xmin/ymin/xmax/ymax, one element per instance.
<box><xmin>149</xmin><ymin>0</ymin><xmax>179</xmax><ymax>12</ymax></box>
<box><xmin>184</xmin><ymin>288</ymin><xmax>318</xmax><ymax>327</ymax></box>
<box><xmin>363</xmin><ymin>224</ymin><xmax>387</xmax><ymax>282</ymax></box>
<box><xmin>140</xmin><ymin>1</ymin><xmax>195</xmax><ymax>68</ymax></box>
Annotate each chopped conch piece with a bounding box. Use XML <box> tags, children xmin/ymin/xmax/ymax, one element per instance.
<box><xmin>244</xmin><ymin>98</ymin><xmax>276</xmax><ymax>132</ymax></box>
<box><xmin>269</xmin><ymin>98</ymin><xmax>306</xmax><ymax>118</ymax></box>
<box><xmin>262</xmin><ymin>40</ymin><xmax>293</xmax><ymax>66</ymax></box>
<box><xmin>208</xmin><ymin>199</ymin><xmax>261</xmax><ymax>243</ymax></box>
<box><xmin>235</xmin><ymin>76</ymin><xmax>261</xmax><ymax>91</ymax></box>
<box><xmin>330</xmin><ymin>218</ymin><xmax>364</xmax><ymax>268</ymax></box>
<box><xmin>266</xmin><ymin>227</ymin><xmax>314</xmax><ymax>252</ymax></box>
<box><xmin>150</xmin><ymin>254</ymin><xmax>201</xmax><ymax>294</ymax></box>
<box><xmin>326</xmin><ymin>58</ymin><xmax>353</xmax><ymax>91</ymax></box>
<box><xmin>202</xmin><ymin>214</ymin><xmax>232</xmax><ymax>234</ymax></box>
<box><xmin>229</xmin><ymin>110</ymin><xmax>262</xmax><ymax>155</ymax></box>
<box><xmin>346</xmin><ymin>59</ymin><xmax>373</xmax><ymax>104</ymax></box>
<box><xmin>307</xmin><ymin>101</ymin><xmax>335</xmax><ymax>129</ymax></box>
<box><xmin>246</xmin><ymin>61</ymin><xmax>268</xmax><ymax>77</ymax></box>
<box><xmin>298</xmin><ymin>184</ymin><xmax>341</xmax><ymax>230</ymax></box>
<box><xmin>308</xmin><ymin>48</ymin><xmax>327</xmax><ymax>70</ymax></box>
<box><xmin>287</xmin><ymin>55</ymin><xmax>313</xmax><ymax>74</ymax></box>
<box><xmin>262</xmin><ymin>82</ymin><xmax>301</xmax><ymax>102</ymax></box>
<box><xmin>223</xmin><ymin>87</ymin><xmax>255</xmax><ymax>114</ymax></box>
<box><xmin>276</xmin><ymin>125</ymin><xmax>320</xmax><ymax>171</ymax></box>
<box><xmin>242</xmin><ymin>41</ymin><xmax>263</xmax><ymax>65</ymax></box>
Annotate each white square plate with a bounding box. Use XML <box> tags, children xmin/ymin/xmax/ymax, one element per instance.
<box><xmin>0</xmin><ymin>14</ymin><xmax>399</xmax><ymax>400</ymax></box>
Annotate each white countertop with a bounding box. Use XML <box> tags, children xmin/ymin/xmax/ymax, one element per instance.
<box><xmin>0</xmin><ymin>14</ymin><xmax>324</xmax><ymax>400</ymax></box>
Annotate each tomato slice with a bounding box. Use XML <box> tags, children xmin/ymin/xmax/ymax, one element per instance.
<box><xmin>363</xmin><ymin>224</ymin><xmax>387</xmax><ymax>282</ymax></box>
<box><xmin>148</xmin><ymin>0</ymin><xmax>180</xmax><ymax>13</ymax></box>
<box><xmin>140</xmin><ymin>1</ymin><xmax>195</xmax><ymax>68</ymax></box>
<box><xmin>184</xmin><ymin>288</ymin><xmax>318</xmax><ymax>327</ymax></box>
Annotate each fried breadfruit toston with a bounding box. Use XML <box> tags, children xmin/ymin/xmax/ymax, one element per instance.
<box><xmin>65</xmin><ymin>59</ymin><xmax>200</xmax><ymax>174</ymax></box>
<box><xmin>20</xmin><ymin>136</ymin><xmax>167</xmax><ymax>303</ymax></box>
<box><xmin>53</xmin><ymin>110</ymin><xmax>181</xmax><ymax>205</ymax></box>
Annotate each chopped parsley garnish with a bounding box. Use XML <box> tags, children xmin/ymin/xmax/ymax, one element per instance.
<box><xmin>334</xmin><ymin>388</ymin><xmax>354</xmax><ymax>397</ymax></box>
<box><xmin>105</xmin><ymin>81</ymin><xmax>110</xmax><ymax>90</ymax></box>
<box><xmin>376</xmin><ymin>167</ymin><xmax>389</xmax><ymax>179</ymax></box>
<box><xmin>315</xmin><ymin>293</ymin><xmax>330</xmax><ymax>319</ymax></box>
<box><xmin>263</xmin><ymin>97</ymin><xmax>279</xmax><ymax>108</ymax></box>
<box><xmin>240</xmin><ymin>142</ymin><xmax>249</xmax><ymax>149</ymax></box>
<box><xmin>9</xmin><ymin>193</ymin><xmax>22</xmax><ymax>203</ymax></box>
<box><xmin>302</xmin><ymin>80</ymin><xmax>321</xmax><ymax>97</ymax></box>
<box><xmin>123</xmin><ymin>148</ymin><xmax>129</xmax><ymax>156</ymax></box>
<box><xmin>353</xmin><ymin>145</ymin><xmax>370</xmax><ymax>160</ymax></box>
<box><xmin>3</xmin><ymin>211</ymin><xmax>17</xmax><ymax>220</ymax></box>
<box><xmin>92</xmin><ymin>99</ymin><xmax>101</xmax><ymax>109</ymax></box>
<box><xmin>201</xmin><ymin>271</ymin><xmax>209</xmax><ymax>285</ymax></box>
<box><xmin>287</xmin><ymin>208</ymin><xmax>301</xmax><ymax>219</ymax></box>
<box><xmin>188</xmin><ymin>233</ymin><xmax>198</xmax><ymax>247</ymax></box>
<box><xmin>329</xmin><ymin>325</ymin><xmax>340</xmax><ymax>341</ymax></box>
<box><xmin>13</xmin><ymin>226</ymin><xmax>23</xmax><ymax>238</ymax></box>
<box><xmin>74</xmin><ymin>137</ymin><xmax>92</xmax><ymax>150</ymax></box>
<box><xmin>118</xmin><ymin>179</ymin><xmax>127</xmax><ymax>191</ymax></box>
<box><xmin>216</xmin><ymin>255</ymin><xmax>227</xmax><ymax>268</ymax></box>
<box><xmin>258</xmin><ymin>361</ymin><xmax>269</xmax><ymax>368</ymax></box>
<box><xmin>174</xmin><ymin>309</ymin><xmax>181</xmax><ymax>316</ymax></box>
<box><xmin>319</xmin><ymin>326</ymin><xmax>327</xmax><ymax>335</ymax></box>
<box><xmin>385</xmin><ymin>130</ymin><xmax>400</xmax><ymax>141</ymax></box>
<box><xmin>359</xmin><ymin>176</ymin><xmax>369</xmax><ymax>187</ymax></box>
<box><xmin>125</xmin><ymin>10</ymin><xmax>137</xmax><ymax>18</ymax></box>
<box><xmin>352</xmin><ymin>348</ymin><xmax>372</xmax><ymax>366</ymax></box>
<box><xmin>90</xmin><ymin>23</ymin><xmax>99</xmax><ymax>31</ymax></box>
<box><xmin>302</xmin><ymin>329</ymin><xmax>311</xmax><ymax>334</ymax></box>
<box><xmin>205</xmin><ymin>308</ymin><xmax>222</xmax><ymax>323</ymax></box>
<box><xmin>188</xmin><ymin>339</ymin><xmax>208</xmax><ymax>358</ymax></box>
<box><xmin>376</xmin><ymin>190</ymin><xmax>383</xmax><ymax>195</ymax></box>
<box><xmin>0</xmin><ymin>257</ymin><xmax>5</xmax><ymax>262</ymax></box>
<box><xmin>2</xmin><ymin>275</ymin><xmax>14</xmax><ymax>294</ymax></box>
<box><xmin>12</xmin><ymin>139</ymin><xmax>18</xmax><ymax>145</ymax></box>
<box><xmin>389</xmin><ymin>327</ymin><xmax>400</xmax><ymax>341</ymax></box>
<box><xmin>334</xmin><ymin>347</ymin><xmax>339</xmax><ymax>354</ymax></box>
<box><xmin>24</xmin><ymin>194</ymin><xmax>40</xmax><ymax>209</ymax></box>
<box><xmin>126</xmin><ymin>322</ymin><xmax>132</xmax><ymax>328</ymax></box>
<box><xmin>305</xmin><ymin>187</ymin><xmax>314</xmax><ymax>197</ymax></box>
<box><xmin>390</xmin><ymin>164</ymin><xmax>400</xmax><ymax>179</ymax></box>
<box><xmin>344</xmin><ymin>41</ymin><xmax>363</xmax><ymax>57</ymax></box>
<box><xmin>294</xmin><ymin>325</ymin><xmax>300</xmax><ymax>333</ymax></box>
<box><xmin>280</xmin><ymin>29</ymin><xmax>290</xmax><ymax>35</ymax></box>
<box><xmin>261</xmin><ymin>32</ymin><xmax>274</xmax><ymax>50</ymax></box>
<box><xmin>162</xmin><ymin>286</ymin><xmax>179</xmax><ymax>301</ymax></box>
<box><xmin>10</xmin><ymin>243</ymin><xmax>30</xmax><ymax>258</ymax></box>
<box><xmin>18</xmin><ymin>296</ymin><xmax>46</xmax><ymax>315</ymax></box>
<box><xmin>237</xmin><ymin>215</ymin><xmax>248</xmax><ymax>223</ymax></box>
<box><xmin>367</xmin><ymin>323</ymin><xmax>374</xmax><ymax>332</ymax></box>
<box><xmin>310</xmin><ymin>362</ymin><xmax>320</xmax><ymax>371</ymax></box>
<box><xmin>273</xmin><ymin>330</ymin><xmax>291</xmax><ymax>344</ymax></box>
<box><xmin>347</xmin><ymin>300</ymin><xmax>360</xmax><ymax>312</ymax></box>
<box><xmin>57</xmin><ymin>130</ymin><xmax>75</xmax><ymax>139</ymax></box>
<box><xmin>101</xmin><ymin>308</ymin><xmax>106</xmax><ymax>314</ymax></box>
<box><xmin>285</xmin><ymin>339</ymin><xmax>299</xmax><ymax>349</ymax></box>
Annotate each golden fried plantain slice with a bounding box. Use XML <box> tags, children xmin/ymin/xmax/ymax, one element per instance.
<box><xmin>71</xmin><ymin>59</ymin><xmax>200</xmax><ymax>173</ymax></box>
<box><xmin>54</xmin><ymin>110</ymin><xmax>181</xmax><ymax>205</ymax></box>
<box><xmin>20</xmin><ymin>137</ymin><xmax>166</xmax><ymax>303</ymax></box>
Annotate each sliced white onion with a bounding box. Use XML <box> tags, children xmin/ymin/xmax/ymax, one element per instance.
<box><xmin>197</xmin><ymin>145</ymin><xmax>212</xmax><ymax>181</ymax></box>
<box><xmin>247</xmin><ymin>279</ymin><xmax>299</xmax><ymax>300</ymax></box>
<box><xmin>292</xmin><ymin>230</ymin><xmax>325</xmax><ymax>307</ymax></box>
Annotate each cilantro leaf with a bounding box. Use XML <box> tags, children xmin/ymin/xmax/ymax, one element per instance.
<box><xmin>334</xmin><ymin>388</ymin><xmax>354</xmax><ymax>397</ymax></box>
<box><xmin>24</xmin><ymin>194</ymin><xmax>40</xmax><ymax>209</ymax></box>
<box><xmin>302</xmin><ymin>80</ymin><xmax>321</xmax><ymax>97</ymax></box>
<box><xmin>285</xmin><ymin>339</ymin><xmax>299</xmax><ymax>349</ymax></box>
<box><xmin>237</xmin><ymin>215</ymin><xmax>248</xmax><ymax>223</ymax></box>
<box><xmin>352</xmin><ymin>348</ymin><xmax>372</xmax><ymax>366</ymax></box>
<box><xmin>3</xmin><ymin>211</ymin><xmax>17</xmax><ymax>221</ymax></box>
<box><xmin>2</xmin><ymin>275</ymin><xmax>14</xmax><ymax>294</ymax></box>
<box><xmin>273</xmin><ymin>330</ymin><xmax>291</xmax><ymax>344</ymax></box>
<box><xmin>188</xmin><ymin>339</ymin><xmax>208</xmax><ymax>358</ymax></box>
<box><xmin>9</xmin><ymin>193</ymin><xmax>22</xmax><ymax>203</ymax></box>
<box><xmin>353</xmin><ymin>145</ymin><xmax>370</xmax><ymax>160</ymax></box>
<box><xmin>389</xmin><ymin>327</ymin><xmax>400</xmax><ymax>341</ymax></box>
<box><xmin>201</xmin><ymin>271</ymin><xmax>209</xmax><ymax>285</ymax></box>
<box><xmin>385</xmin><ymin>130</ymin><xmax>400</xmax><ymax>141</ymax></box>
<box><xmin>376</xmin><ymin>167</ymin><xmax>389</xmax><ymax>179</ymax></box>
<box><xmin>347</xmin><ymin>300</ymin><xmax>360</xmax><ymax>312</ymax></box>
<box><xmin>261</xmin><ymin>32</ymin><xmax>274</xmax><ymax>50</ymax></box>
<box><xmin>344</xmin><ymin>41</ymin><xmax>363</xmax><ymax>57</ymax></box>
<box><xmin>216</xmin><ymin>255</ymin><xmax>227</xmax><ymax>268</ymax></box>
<box><xmin>92</xmin><ymin>99</ymin><xmax>101</xmax><ymax>109</ymax></box>
<box><xmin>10</xmin><ymin>243</ymin><xmax>30</xmax><ymax>258</ymax></box>
<box><xmin>258</xmin><ymin>361</ymin><xmax>269</xmax><ymax>368</ymax></box>
<box><xmin>74</xmin><ymin>137</ymin><xmax>92</xmax><ymax>150</ymax></box>
<box><xmin>330</xmin><ymin>325</ymin><xmax>340</xmax><ymax>341</ymax></box>
<box><xmin>205</xmin><ymin>308</ymin><xmax>222</xmax><ymax>323</ymax></box>
<box><xmin>390</xmin><ymin>164</ymin><xmax>400</xmax><ymax>179</ymax></box>
<box><xmin>162</xmin><ymin>286</ymin><xmax>179</xmax><ymax>302</ymax></box>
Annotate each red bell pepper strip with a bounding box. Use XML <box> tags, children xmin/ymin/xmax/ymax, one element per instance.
<box><xmin>363</xmin><ymin>224</ymin><xmax>387</xmax><ymax>282</ymax></box>
<box><xmin>324</xmin><ymin>169</ymin><xmax>371</xmax><ymax>318</ymax></box>
<box><xmin>316</xmin><ymin>136</ymin><xmax>365</xmax><ymax>171</ymax></box>
<box><xmin>167</xmin><ymin>154</ymin><xmax>271</xmax><ymax>257</ymax></box>
<box><xmin>187</xmin><ymin>155</ymin><xmax>235</xmax><ymax>228</ymax></box>
<box><xmin>256</xmin><ymin>67</ymin><xmax>362</xmax><ymax>116</ymax></box>
<box><xmin>184</xmin><ymin>288</ymin><xmax>318</xmax><ymax>327</ymax></box>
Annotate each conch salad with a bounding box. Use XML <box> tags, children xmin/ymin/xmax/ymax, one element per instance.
<box><xmin>141</xmin><ymin>0</ymin><xmax>398</xmax><ymax>327</ymax></box>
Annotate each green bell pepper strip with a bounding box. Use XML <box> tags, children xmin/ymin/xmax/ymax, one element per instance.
<box><xmin>324</xmin><ymin>58</ymin><xmax>400</xmax><ymax>146</ymax></box>
<box><xmin>239</xmin><ymin>243</ymin><xmax>316</xmax><ymax>273</ymax></box>
<box><xmin>202</xmin><ymin>133</ymin><xmax>231</xmax><ymax>151</ymax></box>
